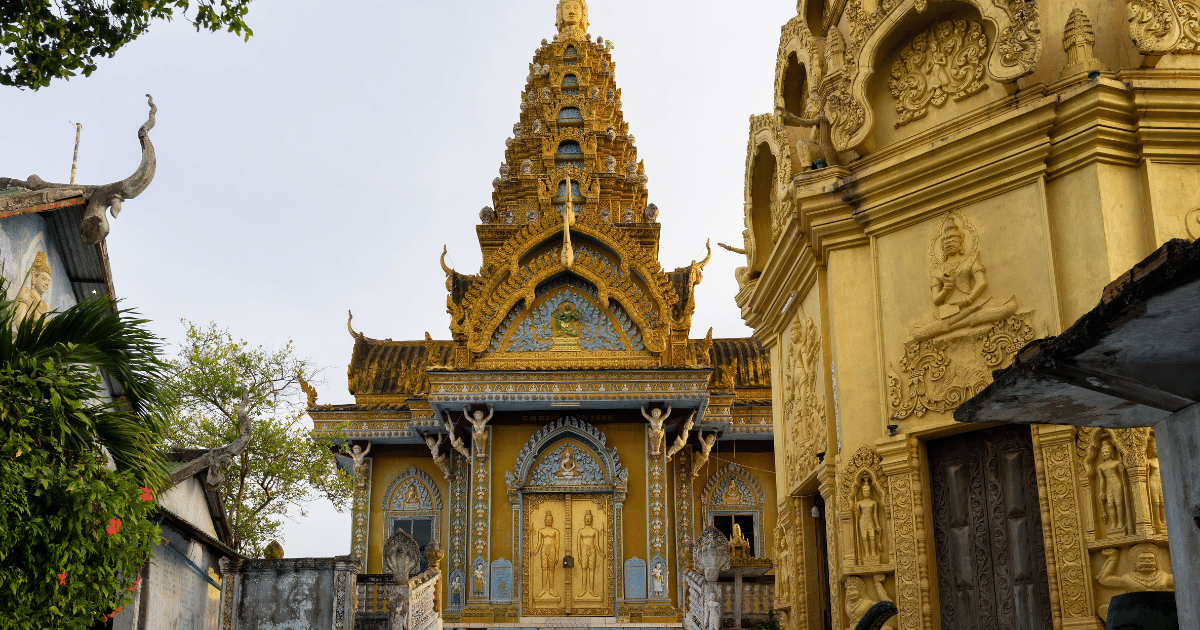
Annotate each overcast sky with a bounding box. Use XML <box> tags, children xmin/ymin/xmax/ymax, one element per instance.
<box><xmin>0</xmin><ymin>0</ymin><xmax>794</xmax><ymax>557</ymax></box>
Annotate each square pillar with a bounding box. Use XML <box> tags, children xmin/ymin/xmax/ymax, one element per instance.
<box><xmin>1154</xmin><ymin>402</ymin><xmax>1200</xmax><ymax>628</ymax></box>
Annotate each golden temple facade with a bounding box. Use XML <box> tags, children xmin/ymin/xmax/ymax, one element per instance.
<box><xmin>312</xmin><ymin>0</ymin><xmax>776</xmax><ymax>624</ymax></box>
<box><xmin>737</xmin><ymin>1</ymin><xmax>1196</xmax><ymax>629</ymax></box>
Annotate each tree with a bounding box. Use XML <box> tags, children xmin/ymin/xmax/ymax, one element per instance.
<box><xmin>162</xmin><ymin>321</ymin><xmax>353</xmax><ymax>557</ymax></box>
<box><xmin>1</xmin><ymin>0</ymin><xmax>255</xmax><ymax>89</ymax></box>
<box><xmin>0</xmin><ymin>280</ymin><xmax>170</xmax><ymax>627</ymax></box>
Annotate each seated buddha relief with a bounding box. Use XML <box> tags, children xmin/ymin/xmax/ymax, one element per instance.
<box><xmin>913</xmin><ymin>212</ymin><xmax>1016</xmax><ymax>342</ymax></box>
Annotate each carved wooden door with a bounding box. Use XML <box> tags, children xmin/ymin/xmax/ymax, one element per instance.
<box><xmin>522</xmin><ymin>493</ymin><xmax>614</xmax><ymax>616</ymax></box>
<box><xmin>928</xmin><ymin>425</ymin><xmax>1053</xmax><ymax>630</ymax></box>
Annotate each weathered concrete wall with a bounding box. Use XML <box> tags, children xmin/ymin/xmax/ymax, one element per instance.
<box><xmin>1156</xmin><ymin>403</ymin><xmax>1200</xmax><ymax>628</ymax></box>
<box><xmin>219</xmin><ymin>556</ymin><xmax>359</xmax><ymax>630</ymax></box>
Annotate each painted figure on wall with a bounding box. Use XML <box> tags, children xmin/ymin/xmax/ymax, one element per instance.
<box><xmin>913</xmin><ymin>213</ymin><xmax>1016</xmax><ymax>341</ymax></box>
<box><xmin>473</xmin><ymin>563</ymin><xmax>485</xmax><ymax>596</ymax></box>
<box><xmin>577</xmin><ymin>510</ymin><xmax>604</xmax><ymax>597</ymax></box>
<box><xmin>1099</xmin><ymin>544</ymin><xmax>1173</xmax><ymax>591</ymax></box>
<box><xmin>853</xmin><ymin>476</ymin><xmax>884</xmax><ymax>563</ymax></box>
<box><xmin>553</xmin><ymin>302</ymin><xmax>582</xmax><ymax>338</ymax></box>
<box><xmin>652</xmin><ymin>561</ymin><xmax>665</xmax><ymax>597</ymax></box>
<box><xmin>531</xmin><ymin>510</ymin><xmax>561</xmax><ymax>598</ymax></box>
<box><xmin>13</xmin><ymin>251</ymin><xmax>52</xmax><ymax>331</ymax></box>
<box><xmin>1096</xmin><ymin>441</ymin><xmax>1131</xmax><ymax>536</ymax></box>
<box><xmin>641</xmin><ymin>403</ymin><xmax>671</xmax><ymax>456</ymax></box>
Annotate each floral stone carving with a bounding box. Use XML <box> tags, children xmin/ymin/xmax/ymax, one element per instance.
<box><xmin>888</xmin><ymin>19</ymin><xmax>989</xmax><ymax>128</ymax></box>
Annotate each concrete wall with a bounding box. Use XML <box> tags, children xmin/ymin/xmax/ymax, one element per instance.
<box><xmin>219</xmin><ymin>556</ymin><xmax>360</xmax><ymax>630</ymax></box>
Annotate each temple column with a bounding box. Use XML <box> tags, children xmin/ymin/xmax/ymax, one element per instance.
<box><xmin>1032</xmin><ymin>424</ymin><xmax>1101</xmax><ymax>630</ymax></box>
<box><xmin>878</xmin><ymin>436</ymin><xmax>931</xmax><ymax>630</ymax></box>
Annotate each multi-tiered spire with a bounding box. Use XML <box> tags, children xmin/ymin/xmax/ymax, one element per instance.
<box><xmin>442</xmin><ymin>0</ymin><xmax>710</xmax><ymax>370</ymax></box>
<box><xmin>484</xmin><ymin>0</ymin><xmax>651</xmax><ymax>247</ymax></box>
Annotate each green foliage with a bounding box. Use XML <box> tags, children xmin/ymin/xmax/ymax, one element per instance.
<box><xmin>0</xmin><ymin>0</ymin><xmax>256</xmax><ymax>89</ymax></box>
<box><xmin>162</xmin><ymin>321</ymin><xmax>353</xmax><ymax>557</ymax></box>
<box><xmin>0</xmin><ymin>279</ymin><xmax>169</xmax><ymax>627</ymax></box>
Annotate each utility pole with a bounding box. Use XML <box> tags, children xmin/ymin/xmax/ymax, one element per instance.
<box><xmin>69</xmin><ymin>122</ymin><xmax>82</xmax><ymax>184</ymax></box>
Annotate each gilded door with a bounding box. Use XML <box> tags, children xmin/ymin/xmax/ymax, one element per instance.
<box><xmin>928</xmin><ymin>425</ymin><xmax>1053</xmax><ymax>630</ymax></box>
<box><xmin>522</xmin><ymin>493</ymin><xmax>614</xmax><ymax>616</ymax></box>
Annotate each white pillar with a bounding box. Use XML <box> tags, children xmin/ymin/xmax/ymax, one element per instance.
<box><xmin>1154</xmin><ymin>402</ymin><xmax>1200</xmax><ymax>628</ymax></box>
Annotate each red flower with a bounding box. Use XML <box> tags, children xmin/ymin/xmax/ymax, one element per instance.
<box><xmin>129</xmin><ymin>577</ymin><xmax>140</xmax><ymax>592</ymax></box>
<box><xmin>140</xmin><ymin>487</ymin><xmax>153</xmax><ymax>502</ymax></box>
<box><xmin>105</xmin><ymin>518</ymin><xmax>122</xmax><ymax>536</ymax></box>
<box><xmin>109</xmin><ymin>606</ymin><xmax>124</xmax><ymax>619</ymax></box>
<box><xmin>57</xmin><ymin>572</ymin><xmax>66</xmax><ymax>586</ymax></box>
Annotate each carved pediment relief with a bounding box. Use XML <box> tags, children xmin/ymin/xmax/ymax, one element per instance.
<box><xmin>888</xmin><ymin>18</ymin><xmax>989</xmax><ymax>128</ymax></box>
<box><xmin>1125</xmin><ymin>0</ymin><xmax>1200</xmax><ymax>55</ymax></box>
<box><xmin>458</xmin><ymin>215</ymin><xmax>679</xmax><ymax>355</ymax></box>
<box><xmin>829</xmin><ymin>0</ymin><xmax>1041</xmax><ymax>151</ymax></box>
<box><xmin>487</xmin><ymin>275</ymin><xmax>645</xmax><ymax>353</ymax></box>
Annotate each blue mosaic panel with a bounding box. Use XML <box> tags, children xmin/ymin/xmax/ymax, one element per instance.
<box><xmin>561</xmin><ymin>74</ymin><xmax>579</xmax><ymax>87</ymax></box>
<box><xmin>558</xmin><ymin>107</ymin><xmax>583</xmax><ymax>124</ymax></box>
<box><xmin>490</xmin><ymin>558</ymin><xmax>513</xmax><ymax>602</ymax></box>
<box><xmin>556</xmin><ymin>141</ymin><xmax>582</xmax><ymax>157</ymax></box>
<box><xmin>623</xmin><ymin>557</ymin><xmax>647</xmax><ymax>600</ymax></box>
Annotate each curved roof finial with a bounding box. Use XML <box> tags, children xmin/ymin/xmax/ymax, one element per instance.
<box><xmin>347</xmin><ymin>309</ymin><xmax>364</xmax><ymax>340</ymax></box>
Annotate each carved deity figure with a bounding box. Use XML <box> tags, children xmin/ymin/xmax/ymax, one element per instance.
<box><xmin>652</xmin><ymin>561</ymin><xmax>665</xmax><ymax>596</ymax></box>
<box><xmin>691</xmin><ymin>429</ymin><xmax>718</xmax><ymax>480</ymax></box>
<box><xmin>853</xmin><ymin>477</ymin><xmax>884</xmax><ymax>563</ymax></box>
<box><xmin>599</xmin><ymin>207</ymin><xmax>611</xmax><ymax>223</ymax></box>
<box><xmin>641</xmin><ymin>403</ymin><xmax>671</xmax><ymax>456</ymax></box>
<box><xmin>531</xmin><ymin>511</ymin><xmax>562</xmax><ymax>597</ymax></box>
<box><xmin>729</xmin><ymin>523</ymin><xmax>751</xmax><ymax>559</ymax></box>
<box><xmin>555</xmin><ymin>447</ymin><xmax>580</xmax><ymax>478</ymax></box>
<box><xmin>605</xmin><ymin>155</ymin><xmax>616</xmax><ymax>173</ymax></box>
<box><xmin>844</xmin><ymin>575</ymin><xmax>893</xmax><ymax>630</ymax></box>
<box><xmin>522</xmin><ymin>158</ymin><xmax>534</xmax><ymax>174</ymax></box>
<box><xmin>703</xmin><ymin>589</ymin><xmax>722</xmax><ymax>630</ymax></box>
<box><xmin>425</xmin><ymin>433</ymin><xmax>451</xmax><ymax>479</ymax></box>
<box><xmin>463</xmin><ymin>404</ymin><xmax>493</xmax><ymax>457</ymax></box>
<box><xmin>724</xmin><ymin>479</ymin><xmax>743</xmax><ymax>505</ymax></box>
<box><xmin>473</xmin><ymin>564</ymin><xmax>485</xmax><ymax>595</ymax></box>
<box><xmin>913</xmin><ymin>214</ymin><xmax>1016</xmax><ymax>342</ymax></box>
<box><xmin>552</xmin><ymin>302</ymin><xmax>582</xmax><ymax>338</ymax></box>
<box><xmin>1096</xmin><ymin>442</ymin><xmax>1131</xmax><ymax>536</ymax></box>
<box><xmin>348</xmin><ymin>442</ymin><xmax>372</xmax><ymax>490</ymax></box>
<box><xmin>1099</xmin><ymin>544</ymin><xmax>1174</xmax><ymax>591</ymax></box>
<box><xmin>444</xmin><ymin>415</ymin><xmax>471</xmax><ymax>460</ymax></box>
<box><xmin>404</xmin><ymin>483</ymin><xmax>421</xmax><ymax>509</ymax></box>
<box><xmin>1147</xmin><ymin>437</ymin><xmax>1166</xmax><ymax>531</ymax></box>
<box><xmin>555</xmin><ymin>0</ymin><xmax>589</xmax><ymax>40</ymax></box>
<box><xmin>666</xmin><ymin>413</ymin><xmax>695</xmax><ymax>461</ymax></box>
<box><xmin>577</xmin><ymin>509</ymin><xmax>604</xmax><ymax>596</ymax></box>
<box><xmin>14</xmin><ymin>251</ymin><xmax>52</xmax><ymax>331</ymax></box>
<box><xmin>775</xmin><ymin>535</ymin><xmax>791</xmax><ymax>600</ymax></box>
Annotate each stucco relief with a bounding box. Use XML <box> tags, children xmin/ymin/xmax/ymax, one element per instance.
<box><xmin>1124</xmin><ymin>0</ymin><xmax>1200</xmax><ymax>53</ymax></box>
<box><xmin>887</xmin><ymin>210</ymin><xmax>1035</xmax><ymax>420</ymax></box>
<box><xmin>835</xmin><ymin>0</ymin><xmax>1040</xmax><ymax>150</ymax></box>
<box><xmin>839</xmin><ymin>446</ymin><xmax>890</xmax><ymax>567</ymax></box>
<box><xmin>888</xmin><ymin>19</ymin><xmax>989</xmax><ymax>128</ymax></box>
<box><xmin>783</xmin><ymin>308</ymin><xmax>828</xmax><ymax>486</ymax></box>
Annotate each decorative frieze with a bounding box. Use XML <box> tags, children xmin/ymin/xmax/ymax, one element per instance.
<box><xmin>888</xmin><ymin>19</ymin><xmax>989</xmax><ymax>128</ymax></box>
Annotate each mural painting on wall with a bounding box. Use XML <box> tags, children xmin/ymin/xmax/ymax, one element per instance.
<box><xmin>887</xmin><ymin>210</ymin><xmax>1035</xmax><ymax>421</ymax></box>
<box><xmin>13</xmin><ymin>251</ymin><xmax>53</xmax><ymax>330</ymax></box>
<box><xmin>783</xmin><ymin>308</ymin><xmax>827</xmax><ymax>486</ymax></box>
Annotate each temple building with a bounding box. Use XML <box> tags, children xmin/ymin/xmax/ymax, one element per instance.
<box><xmin>310</xmin><ymin>0</ymin><xmax>775</xmax><ymax>624</ymax></box>
<box><xmin>736</xmin><ymin>1</ymin><xmax>1197</xmax><ymax>629</ymax></box>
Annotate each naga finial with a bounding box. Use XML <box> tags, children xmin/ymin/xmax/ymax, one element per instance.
<box><xmin>347</xmin><ymin>310</ymin><xmax>363</xmax><ymax>340</ymax></box>
<box><xmin>440</xmin><ymin>245</ymin><xmax>458</xmax><ymax>291</ymax></box>
<box><xmin>699</xmin><ymin>239</ymin><xmax>712</xmax><ymax>268</ymax></box>
<box><xmin>0</xmin><ymin>94</ymin><xmax>157</xmax><ymax>245</ymax></box>
<box><xmin>718</xmin><ymin>242</ymin><xmax>746</xmax><ymax>255</ymax></box>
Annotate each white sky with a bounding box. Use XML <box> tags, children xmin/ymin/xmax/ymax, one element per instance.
<box><xmin>0</xmin><ymin>0</ymin><xmax>794</xmax><ymax>557</ymax></box>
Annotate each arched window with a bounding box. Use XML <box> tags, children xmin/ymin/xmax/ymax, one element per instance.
<box><xmin>564</xmin><ymin>45</ymin><xmax>578</xmax><ymax>65</ymax></box>
<box><xmin>558</xmin><ymin>107</ymin><xmax>583</xmax><ymax>126</ymax></box>
<box><xmin>749</xmin><ymin>143</ymin><xmax>776</xmax><ymax>272</ymax></box>
<box><xmin>561</xmin><ymin>74</ymin><xmax>579</xmax><ymax>96</ymax></box>
<box><xmin>556</xmin><ymin>141</ymin><xmax>583</xmax><ymax>168</ymax></box>
<box><xmin>781</xmin><ymin>53</ymin><xmax>808</xmax><ymax>118</ymax></box>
